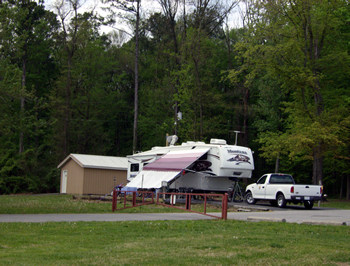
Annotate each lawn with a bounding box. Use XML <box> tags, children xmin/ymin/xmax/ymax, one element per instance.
<box><xmin>0</xmin><ymin>194</ymin><xmax>230</xmax><ymax>214</ymax></box>
<box><xmin>0</xmin><ymin>194</ymin><xmax>113</xmax><ymax>214</ymax></box>
<box><xmin>1</xmin><ymin>194</ymin><xmax>349</xmax><ymax>264</ymax></box>
<box><xmin>1</xmin><ymin>194</ymin><xmax>350</xmax><ymax>214</ymax></box>
<box><xmin>0</xmin><ymin>220</ymin><xmax>349</xmax><ymax>265</ymax></box>
<box><xmin>319</xmin><ymin>198</ymin><xmax>350</xmax><ymax>209</ymax></box>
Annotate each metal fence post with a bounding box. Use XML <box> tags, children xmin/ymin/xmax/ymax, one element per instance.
<box><xmin>186</xmin><ymin>194</ymin><xmax>192</xmax><ymax>210</ymax></box>
<box><xmin>222</xmin><ymin>193</ymin><xmax>228</xmax><ymax>220</ymax></box>
<box><xmin>132</xmin><ymin>191</ymin><xmax>137</xmax><ymax>206</ymax></box>
<box><xmin>112</xmin><ymin>188</ymin><xmax>117</xmax><ymax>212</ymax></box>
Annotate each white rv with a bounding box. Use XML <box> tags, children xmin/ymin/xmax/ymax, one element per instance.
<box><xmin>126</xmin><ymin>138</ymin><xmax>254</xmax><ymax>192</ymax></box>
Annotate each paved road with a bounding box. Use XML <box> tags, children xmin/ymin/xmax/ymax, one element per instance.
<box><xmin>229</xmin><ymin>201</ymin><xmax>350</xmax><ymax>225</ymax></box>
<box><xmin>1</xmin><ymin>206</ymin><xmax>349</xmax><ymax>225</ymax></box>
<box><xmin>228</xmin><ymin>209</ymin><xmax>350</xmax><ymax>225</ymax></box>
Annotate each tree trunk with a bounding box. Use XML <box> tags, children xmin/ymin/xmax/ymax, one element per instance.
<box><xmin>182</xmin><ymin>0</ymin><xmax>186</xmax><ymax>41</ymax></box>
<box><xmin>193</xmin><ymin>56</ymin><xmax>203</xmax><ymax>139</ymax></box>
<box><xmin>132</xmin><ymin>0</ymin><xmax>140</xmax><ymax>153</ymax></box>
<box><xmin>174</xmin><ymin>102</ymin><xmax>178</xmax><ymax>136</ymax></box>
<box><xmin>312</xmin><ymin>85</ymin><xmax>324</xmax><ymax>185</ymax></box>
<box><xmin>339</xmin><ymin>175</ymin><xmax>344</xmax><ymax>199</ymax></box>
<box><xmin>312</xmin><ymin>144</ymin><xmax>323</xmax><ymax>185</ymax></box>
<box><xmin>199</xmin><ymin>102</ymin><xmax>203</xmax><ymax>139</ymax></box>
<box><xmin>19</xmin><ymin>58</ymin><xmax>26</xmax><ymax>154</ymax></box>
<box><xmin>300</xmin><ymin>1</ymin><xmax>325</xmax><ymax>187</ymax></box>
<box><xmin>63</xmin><ymin>56</ymin><xmax>72</xmax><ymax>156</ymax></box>
<box><xmin>347</xmin><ymin>175</ymin><xmax>350</xmax><ymax>200</ymax></box>
<box><xmin>242</xmin><ymin>87</ymin><xmax>249</xmax><ymax>146</ymax></box>
<box><xmin>275</xmin><ymin>153</ymin><xmax>280</xmax><ymax>173</ymax></box>
<box><xmin>159</xmin><ymin>0</ymin><xmax>181</xmax><ymax>136</ymax></box>
<box><xmin>59</xmin><ymin>1</ymin><xmax>79</xmax><ymax>157</ymax></box>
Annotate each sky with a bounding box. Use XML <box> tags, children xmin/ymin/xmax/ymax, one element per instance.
<box><xmin>43</xmin><ymin>0</ymin><xmax>244</xmax><ymax>38</ymax></box>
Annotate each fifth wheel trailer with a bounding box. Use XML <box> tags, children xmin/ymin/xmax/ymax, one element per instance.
<box><xmin>125</xmin><ymin>138</ymin><xmax>254</xmax><ymax>192</ymax></box>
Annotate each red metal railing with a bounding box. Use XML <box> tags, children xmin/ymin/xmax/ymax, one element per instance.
<box><xmin>156</xmin><ymin>192</ymin><xmax>228</xmax><ymax>220</ymax></box>
<box><xmin>112</xmin><ymin>189</ymin><xmax>155</xmax><ymax>211</ymax></box>
<box><xmin>112</xmin><ymin>189</ymin><xmax>228</xmax><ymax>220</ymax></box>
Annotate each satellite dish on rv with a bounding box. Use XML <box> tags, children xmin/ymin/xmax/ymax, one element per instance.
<box><xmin>166</xmin><ymin>135</ymin><xmax>178</xmax><ymax>146</ymax></box>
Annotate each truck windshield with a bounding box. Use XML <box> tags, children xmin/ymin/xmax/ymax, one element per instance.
<box><xmin>269</xmin><ymin>174</ymin><xmax>294</xmax><ymax>184</ymax></box>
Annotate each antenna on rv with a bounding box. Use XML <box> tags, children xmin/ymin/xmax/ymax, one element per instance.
<box><xmin>234</xmin><ymin>131</ymin><xmax>241</xmax><ymax>145</ymax></box>
<box><xmin>166</xmin><ymin>135</ymin><xmax>178</xmax><ymax>146</ymax></box>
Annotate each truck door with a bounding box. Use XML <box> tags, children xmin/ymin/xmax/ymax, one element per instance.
<box><xmin>254</xmin><ymin>175</ymin><xmax>267</xmax><ymax>199</ymax></box>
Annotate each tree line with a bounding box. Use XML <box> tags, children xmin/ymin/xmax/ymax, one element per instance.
<box><xmin>0</xmin><ymin>0</ymin><xmax>349</xmax><ymax>198</ymax></box>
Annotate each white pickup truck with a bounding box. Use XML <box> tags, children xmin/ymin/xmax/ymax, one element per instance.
<box><xmin>245</xmin><ymin>173</ymin><xmax>323</xmax><ymax>209</ymax></box>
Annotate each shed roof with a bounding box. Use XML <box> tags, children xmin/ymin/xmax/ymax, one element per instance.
<box><xmin>57</xmin><ymin>154</ymin><xmax>128</xmax><ymax>171</ymax></box>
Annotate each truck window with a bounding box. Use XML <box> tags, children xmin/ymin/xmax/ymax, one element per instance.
<box><xmin>270</xmin><ymin>174</ymin><xmax>294</xmax><ymax>184</ymax></box>
<box><xmin>257</xmin><ymin>175</ymin><xmax>267</xmax><ymax>184</ymax></box>
<box><xmin>130</xmin><ymin>163</ymin><xmax>139</xmax><ymax>172</ymax></box>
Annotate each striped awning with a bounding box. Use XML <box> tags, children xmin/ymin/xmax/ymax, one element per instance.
<box><xmin>126</xmin><ymin>148</ymin><xmax>209</xmax><ymax>189</ymax></box>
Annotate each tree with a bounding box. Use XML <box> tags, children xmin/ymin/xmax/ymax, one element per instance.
<box><xmin>0</xmin><ymin>0</ymin><xmax>60</xmax><ymax>193</ymax></box>
<box><xmin>102</xmin><ymin>0</ymin><xmax>142</xmax><ymax>153</ymax></box>
<box><xmin>171</xmin><ymin>0</ymin><xmax>239</xmax><ymax>140</ymax></box>
<box><xmin>53</xmin><ymin>0</ymin><xmax>82</xmax><ymax>157</ymax></box>
<box><xmin>157</xmin><ymin>0</ymin><xmax>181</xmax><ymax>135</ymax></box>
<box><xmin>52</xmin><ymin>1</ymin><xmax>125</xmax><ymax>157</ymax></box>
<box><xmin>240</xmin><ymin>0</ymin><xmax>350</xmax><ymax>186</ymax></box>
<box><xmin>0</xmin><ymin>0</ymin><xmax>57</xmax><ymax>154</ymax></box>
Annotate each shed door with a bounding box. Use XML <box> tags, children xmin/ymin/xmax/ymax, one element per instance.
<box><xmin>61</xmin><ymin>170</ymin><xmax>68</xmax><ymax>193</ymax></box>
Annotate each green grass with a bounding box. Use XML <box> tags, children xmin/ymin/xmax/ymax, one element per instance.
<box><xmin>0</xmin><ymin>220</ymin><xmax>349</xmax><ymax>265</ymax></box>
<box><xmin>1</xmin><ymin>195</ymin><xmax>349</xmax><ymax>264</ymax></box>
<box><xmin>0</xmin><ymin>194</ymin><xmax>113</xmax><ymax>214</ymax></box>
<box><xmin>0</xmin><ymin>194</ymin><xmax>230</xmax><ymax>214</ymax></box>
<box><xmin>1</xmin><ymin>194</ymin><xmax>349</xmax><ymax>214</ymax></box>
<box><xmin>319</xmin><ymin>198</ymin><xmax>350</xmax><ymax>209</ymax></box>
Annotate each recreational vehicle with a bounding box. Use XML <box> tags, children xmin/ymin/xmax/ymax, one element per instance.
<box><xmin>126</xmin><ymin>137</ymin><xmax>254</xmax><ymax>192</ymax></box>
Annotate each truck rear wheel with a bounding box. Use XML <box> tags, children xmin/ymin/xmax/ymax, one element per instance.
<box><xmin>304</xmin><ymin>200</ymin><xmax>314</xmax><ymax>210</ymax></box>
<box><xmin>245</xmin><ymin>191</ymin><xmax>256</xmax><ymax>205</ymax></box>
<box><xmin>277</xmin><ymin>194</ymin><xmax>286</xmax><ymax>208</ymax></box>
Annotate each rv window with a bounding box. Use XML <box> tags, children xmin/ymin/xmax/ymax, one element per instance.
<box><xmin>130</xmin><ymin>163</ymin><xmax>139</xmax><ymax>172</ymax></box>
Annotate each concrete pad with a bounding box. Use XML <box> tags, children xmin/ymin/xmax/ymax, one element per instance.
<box><xmin>247</xmin><ymin>216</ymin><xmax>286</xmax><ymax>223</ymax></box>
<box><xmin>301</xmin><ymin>220</ymin><xmax>347</xmax><ymax>226</ymax></box>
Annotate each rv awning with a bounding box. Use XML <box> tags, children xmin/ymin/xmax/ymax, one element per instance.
<box><xmin>143</xmin><ymin>148</ymin><xmax>210</xmax><ymax>171</ymax></box>
<box><xmin>125</xmin><ymin>170</ymin><xmax>180</xmax><ymax>189</ymax></box>
<box><xmin>126</xmin><ymin>148</ymin><xmax>209</xmax><ymax>189</ymax></box>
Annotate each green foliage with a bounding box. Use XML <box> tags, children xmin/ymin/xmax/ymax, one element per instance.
<box><xmin>0</xmin><ymin>0</ymin><xmax>348</xmax><ymax>195</ymax></box>
<box><xmin>231</xmin><ymin>0</ymin><xmax>350</xmax><ymax>186</ymax></box>
<box><xmin>0</xmin><ymin>149</ymin><xmax>40</xmax><ymax>194</ymax></box>
<box><xmin>0</xmin><ymin>1</ymin><xmax>59</xmax><ymax>194</ymax></box>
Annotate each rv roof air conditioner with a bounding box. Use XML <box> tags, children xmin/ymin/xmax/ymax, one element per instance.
<box><xmin>210</xmin><ymin>139</ymin><xmax>227</xmax><ymax>145</ymax></box>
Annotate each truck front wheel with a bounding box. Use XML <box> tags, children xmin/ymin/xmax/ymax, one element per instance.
<box><xmin>245</xmin><ymin>191</ymin><xmax>256</xmax><ymax>205</ymax></box>
<box><xmin>276</xmin><ymin>194</ymin><xmax>286</xmax><ymax>208</ymax></box>
<box><xmin>304</xmin><ymin>200</ymin><xmax>314</xmax><ymax>210</ymax></box>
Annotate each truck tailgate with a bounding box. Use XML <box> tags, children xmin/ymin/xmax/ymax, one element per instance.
<box><xmin>293</xmin><ymin>185</ymin><xmax>322</xmax><ymax>196</ymax></box>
